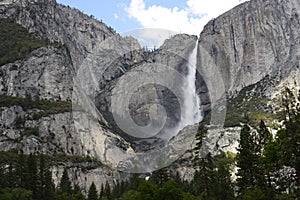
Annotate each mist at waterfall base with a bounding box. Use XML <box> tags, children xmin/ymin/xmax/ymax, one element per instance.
<box><xmin>158</xmin><ymin>41</ymin><xmax>202</xmax><ymax>141</ymax></box>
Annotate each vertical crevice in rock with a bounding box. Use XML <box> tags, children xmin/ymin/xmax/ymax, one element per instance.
<box><xmin>230</xmin><ymin>24</ymin><xmax>238</xmax><ymax>63</ymax></box>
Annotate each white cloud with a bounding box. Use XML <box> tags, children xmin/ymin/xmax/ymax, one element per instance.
<box><xmin>122</xmin><ymin>28</ymin><xmax>177</xmax><ymax>49</ymax></box>
<box><xmin>126</xmin><ymin>0</ymin><xmax>248</xmax><ymax>35</ymax></box>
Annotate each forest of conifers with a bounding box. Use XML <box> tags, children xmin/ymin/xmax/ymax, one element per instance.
<box><xmin>0</xmin><ymin>88</ymin><xmax>299</xmax><ymax>200</ymax></box>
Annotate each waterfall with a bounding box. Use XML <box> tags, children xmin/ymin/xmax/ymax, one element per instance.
<box><xmin>179</xmin><ymin>40</ymin><xmax>202</xmax><ymax>129</ymax></box>
<box><xmin>161</xmin><ymin>40</ymin><xmax>202</xmax><ymax>141</ymax></box>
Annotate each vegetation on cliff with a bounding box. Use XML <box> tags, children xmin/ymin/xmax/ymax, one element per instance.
<box><xmin>0</xmin><ymin>18</ymin><xmax>49</xmax><ymax>66</ymax></box>
<box><xmin>1</xmin><ymin>89</ymin><xmax>299</xmax><ymax>199</ymax></box>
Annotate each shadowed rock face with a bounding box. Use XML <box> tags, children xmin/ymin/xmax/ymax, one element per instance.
<box><xmin>198</xmin><ymin>0</ymin><xmax>300</xmax><ymax>96</ymax></box>
<box><xmin>95</xmin><ymin>34</ymin><xmax>205</xmax><ymax>149</ymax></box>
<box><xmin>1</xmin><ymin>0</ymin><xmax>300</xmax><ymax>193</ymax></box>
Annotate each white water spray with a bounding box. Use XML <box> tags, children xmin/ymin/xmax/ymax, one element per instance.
<box><xmin>179</xmin><ymin>40</ymin><xmax>202</xmax><ymax>129</ymax></box>
<box><xmin>161</xmin><ymin>40</ymin><xmax>202</xmax><ymax>141</ymax></box>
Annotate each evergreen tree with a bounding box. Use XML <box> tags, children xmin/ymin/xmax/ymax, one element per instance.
<box><xmin>213</xmin><ymin>152</ymin><xmax>235</xmax><ymax>200</ymax></box>
<box><xmin>236</xmin><ymin>124</ymin><xmax>256</xmax><ymax>196</ymax></box>
<box><xmin>43</xmin><ymin>168</ymin><xmax>55</xmax><ymax>200</ymax></box>
<box><xmin>137</xmin><ymin>180</ymin><xmax>158</xmax><ymax>200</ymax></box>
<box><xmin>25</xmin><ymin>154</ymin><xmax>38</xmax><ymax>200</ymax></box>
<box><xmin>193</xmin><ymin>124</ymin><xmax>207</xmax><ymax>163</ymax></box>
<box><xmin>0</xmin><ymin>162</ymin><xmax>5</xmax><ymax>189</ymax></box>
<box><xmin>192</xmin><ymin>124</ymin><xmax>215</xmax><ymax>199</ymax></box>
<box><xmin>192</xmin><ymin>153</ymin><xmax>214</xmax><ymax>199</ymax></box>
<box><xmin>15</xmin><ymin>152</ymin><xmax>26</xmax><ymax>188</ymax></box>
<box><xmin>255</xmin><ymin>120</ymin><xmax>272</xmax><ymax>193</ymax></box>
<box><xmin>99</xmin><ymin>184</ymin><xmax>104</xmax><ymax>199</ymax></box>
<box><xmin>87</xmin><ymin>182</ymin><xmax>98</xmax><ymax>200</ymax></box>
<box><xmin>59</xmin><ymin>168</ymin><xmax>72</xmax><ymax>194</ymax></box>
<box><xmin>156</xmin><ymin>180</ymin><xmax>182</xmax><ymax>200</ymax></box>
<box><xmin>150</xmin><ymin>167</ymin><xmax>170</xmax><ymax>188</ymax></box>
<box><xmin>6</xmin><ymin>164</ymin><xmax>16</xmax><ymax>188</ymax></box>
<box><xmin>73</xmin><ymin>184</ymin><xmax>81</xmax><ymax>195</ymax></box>
<box><xmin>0</xmin><ymin>188</ymin><xmax>32</xmax><ymax>200</ymax></box>
<box><xmin>277</xmin><ymin>88</ymin><xmax>300</xmax><ymax>196</ymax></box>
<box><xmin>104</xmin><ymin>181</ymin><xmax>111</xmax><ymax>200</ymax></box>
<box><xmin>128</xmin><ymin>174</ymin><xmax>142</xmax><ymax>190</ymax></box>
<box><xmin>259</xmin><ymin>139</ymin><xmax>280</xmax><ymax>197</ymax></box>
<box><xmin>257</xmin><ymin>120</ymin><xmax>272</xmax><ymax>154</ymax></box>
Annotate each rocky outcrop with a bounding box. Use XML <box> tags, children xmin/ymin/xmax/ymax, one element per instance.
<box><xmin>198</xmin><ymin>0</ymin><xmax>300</xmax><ymax>96</ymax></box>
<box><xmin>1</xmin><ymin>0</ymin><xmax>300</xmax><ymax>194</ymax></box>
<box><xmin>0</xmin><ymin>0</ymin><xmax>116</xmax><ymax>69</ymax></box>
<box><xmin>0</xmin><ymin>0</ymin><xmax>140</xmax><ymax>192</ymax></box>
<box><xmin>95</xmin><ymin>34</ymin><xmax>202</xmax><ymax>147</ymax></box>
<box><xmin>0</xmin><ymin>46</ymin><xmax>73</xmax><ymax>101</ymax></box>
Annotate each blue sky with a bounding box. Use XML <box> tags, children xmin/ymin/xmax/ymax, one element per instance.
<box><xmin>56</xmin><ymin>0</ymin><xmax>186</xmax><ymax>33</ymax></box>
<box><xmin>57</xmin><ymin>0</ymin><xmax>247</xmax><ymax>47</ymax></box>
<box><xmin>57</xmin><ymin>0</ymin><xmax>133</xmax><ymax>32</ymax></box>
<box><xmin>57</xmin><ymin>0</ymin><xmax>247</xmax><ymax>34</ymax></box>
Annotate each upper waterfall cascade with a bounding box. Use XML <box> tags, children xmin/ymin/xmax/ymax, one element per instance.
<box><xmin>162</xmin><ymin>40</ymin><xmax>202</xmax><ymax>141</ymax></box>
<box><xmin>180</xmin><ymin>40</ymin><xmax>202</xmax><ymax>128</ymax></box>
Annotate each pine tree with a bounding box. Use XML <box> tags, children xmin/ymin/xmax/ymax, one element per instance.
<box><xmin>15</xmin><ymin>152</ymin><xmax>27</xmax><ymax>188</ymax></box>
<box><xmin>277</xmin><ymin>88</ymin><xmax>300</xmax><ymax>196</ymax></box>
<box><xmin>87</xmin><ymin>182</ymin><xmax>98</xmax><ymax>200</ymax></box>
<box><xmin>73</xmin><ymin>184</ymin><xmax>81</xmax><ymax>194</ymax></box>
<box><xmin>259</xmin><ymin>138</ymin><xmax>280</xmax><ymax>197</ymax></box>
<box><xmin>213</xmin><ymin>152</ymin><xmax>234</xmax><ymax>200</ymax></box>
<box><xmin>257</xmin><ymin>120</ymin><xmax>272</xmax><ymax>154</ymax></box>
<box><xmin>192</xmin><ymin>153</ymin><xmax>214</xmax><ymax>199</ymax></box>
<box><xmin>255</xmin><ymin>120</ymin><xmax>272</xmax><ymax>192</ymax></box>
<box><xmin>59</xmin><ymin>168</ymin><xmax>72</xmax><ymax>194</ymax></box>
<box><xmin>7</xmin><ymin>163</ymin><xmax>16</xmax><ymax>188</ymax></box>
<box><xmin>236</xmin><ymin>124</ymin><xmax>256</xmax><ymax>196</ymax></box>
<box><xmin>150</xmin><ymin>167</ymin><xmax>170</xmax><ymax>188</ymax></box>
<box><xmin>191</xmin><ymin>124</ymin><xmax>215</xmax><ymax>199</ymax></box>
<box><xmin>99</xmin><ymin>184</ymin><xmax>104</xmax><ymax>199</ymax></box>
<box><xmin>104</xmin><ymin>181</ymin><xmax>111</xmax><ymax>200</ymax></box>
<box><xmin>25</xmin><ymin>154</ymin><xmax>38</xmax><ymax>200</ymax></box>
<box><xmin>193</xmin><ymin>124</ymin><xmax>207</xmax><ymax>163</ymax></box>
<box><xmin>43</xmin><ymin>168</ymin><xmax>55</xmax><ymax>200</ymax></box>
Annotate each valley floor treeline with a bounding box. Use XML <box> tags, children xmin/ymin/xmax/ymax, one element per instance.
<box><xmin>0</xmin><ymin>88</ymin><xmax>300</xmax><ymax>200</ymax></box>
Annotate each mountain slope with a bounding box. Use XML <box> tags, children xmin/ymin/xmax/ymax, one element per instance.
<box><xmin>0</xmin><ymin>0</ymin><xmax>300</xmax><ymax>194</ymax></box>
<box><xmin>198</xmin><ymin>0</ymin><xmax>300</xmax><ymax>95</ymax></box>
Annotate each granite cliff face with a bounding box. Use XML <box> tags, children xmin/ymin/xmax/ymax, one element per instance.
<box><xmin>198</xmin><ymin>0</ymin><xmax>300</xmax><ymax>96</ymax></box>
<box><xmin>1</xmin><ymin>0</ymin><xmax>300</xmax><ymax>193</ymax></box>
<box><xmin>0</xmin><ymin>0</ymin><xmax>142</xmax><ymax>192</ymax></box>
<box><xmin>0</xmin><ymin>0</ymin><xmax>115</xmax><ymax>69</ymax></box>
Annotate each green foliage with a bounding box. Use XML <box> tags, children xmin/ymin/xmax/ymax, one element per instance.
<box><xmin>0</xmin><ymin>18</ymin><xmax>49</xmax><ymax>66</ymax></box>
<box><xmin>118</xmin><ymin>190</ymin><xmax>140</xmax><ymax>200</ymax></box>
<box><xmin>14</xmin><ymin>116</ymin><xmax>26</xmax><ymax>129</ymax></box>
<box><xmin>276</xmin><ymin>88</ymin><xmax>300</xmax><ymax>196</ymax></box>
<box><xmin>212</xmin><ymin>152</ymin><xmax>235</xmax><ymax>200</ymax></box>
<box><xmin>0</xmin><ymin>94</ymin><xmax>72</xmax><ymax>120</ymax></box>
<box><xmin>59</xmin><ymin>169</ymin><xmax>72</xmax><ymax>194</ymax></box>
<box><xmin>240</xmin><ymin>186</ymin><xmax>266</xmax><ymax>200</ymax></box>
<box><xmin>193</xmin><ymin>124</ymin><xmax>208</xmax><ymax>163</ymax></box>
<box><xmin>0</xmin><ymin>151</ymin><xmax>103</xmax><ymax>170</ymax></box>
<box><xmin>224</xmin><ymin>81</ymin><xmax>279</xmax><ymax>127</ymax></box>
<box><xmin>149</xmin><ymin>167</ymin><xmax>170</xmax><ymax>188</ymax></box>
<box><xmin>0</xmin><ymin>153</ymin><xmax>55</xmax><ymax>200</ymax></box>
<box><xmin>155</xmin><ymin>180</ymin><xmax>183</xmax><ymax>200</ymax></box>
<box><xmin>38</xmin><ymin>154</ymin><xmax>55</xmax><ymax>200</ymax></box>
<box><xmin>104</xmin><ymin>181</ymin><xmax>112</xmax><ymax>200</ymax></box>
<box><xmin>236</xmin><ymin>125</ymin><xmax>257</xmax><ymax>194</ymax></box>
<box><xmin>137</xmin><ymin>180</ymin><xmax>158</xmax><ymax>200</ymax></box>
<box><xmin>0</xmin><ymin>188</ymin><xmax>32</xmax><ymax>200</ymax></box>
<box><xmin>22</xmin><ymin>127</ymin><xmax>39</xmax><ymax>137</ymax></box>
<box><xmin>87</xmin><ymin>182</ymin><xmax>98</xmax><ymax>200</ymax></box>
<box><xmin>0</xmin><ymin>88</ymin><xmax>300</xmax><ymax>200</ymax></box>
